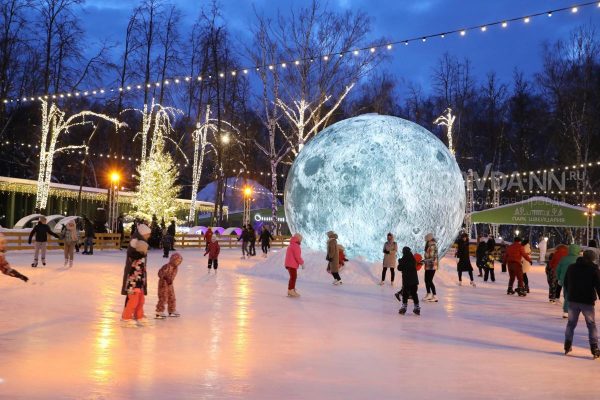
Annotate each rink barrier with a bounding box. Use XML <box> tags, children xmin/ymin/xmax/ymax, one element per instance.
<box><xmin>2</xmin><ymin>232</ymin><xmax>123</xmax><ymax>251</ymax></box>
<box><xmin>120</xmin><ymin>234</ymin><xmax>291</xmax><ymax>249</ymax></box>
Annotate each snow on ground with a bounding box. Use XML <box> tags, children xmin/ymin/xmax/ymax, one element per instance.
<box><xmin>0</xmin><ymin>247</ymin><xmax>598</xmax><ymax>400</ymax></box>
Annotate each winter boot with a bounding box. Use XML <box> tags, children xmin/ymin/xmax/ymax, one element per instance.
<box><xmin>169</xmin><ymin>312</ymin><xmax>181</xmax><ymax>317</ymax></box>
<box><xmin>591</xmin><ymin>344</ymin><xmax>600</xmax><ymax>359</ymax></box>
<box><xmin>470</xmin><ymin>281</ymin><xmax>476</xmax><ymax>287</ymax></box>
<box><xmin>394</xmin><ymin>291</ymin><xmax>402</xmax><ymax>303</ymax></box>
<box><xmin>562</xmin><ymin>312</ymin><xmax>569</xmax><ymax>319</ymax></box>
<box><xmin>413</xmin><ymin>305</ymin><xmax>421</xmax><ymax>316</ymax></box>
<box><xmin>155</xmin><ymin>313</ymin><xmax>167</xmax><ymax>319</ymax></box>
<box><xmin>287</xmin><ymin>289</ymin><xmax>295</xmax><ymax>297</ymax></box>
<box><xmin>564</xmin><ymin>340</ymin><xmax>572</xmax><ymax>355</ymax></box>
<box><xmin>31</xmin><ymin>262</ymin><xmax>37</xmax><ymax>268</ymax></box>
<box><xmin>507</xmin><ymin>287</ymin><xmax>515</xmax><ymax>295</ymax></box>
<box><xmin>399</xmin><ymin>304</ymin><xmax>407</xmax><ymax>315</ymax></box>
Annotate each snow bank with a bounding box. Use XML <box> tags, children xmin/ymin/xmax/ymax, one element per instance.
<box><xmin>240</xmin><ymin>247</ymin><xmax>462</xmax><ymax>287</ymax></box>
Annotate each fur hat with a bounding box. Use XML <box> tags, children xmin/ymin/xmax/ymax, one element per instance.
<box><xmin>293</xmin><ymin>233</ymin><xmax>303</xmax><ymax>242</ymax></box>
<box><xmin>425</xmin><ymin>233</ymin><xmax>434</xmax><ymax>242</ymax></box>
<box><xmin>137</xmin><ymin>224</ymin><xmax>151</xmax><ymax>237</ymax></box>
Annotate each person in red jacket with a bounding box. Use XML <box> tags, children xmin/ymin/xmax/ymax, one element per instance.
<box><xmin>285</xmin><ymin>233</ymin><xmax>304</xmax><ymax>297</ymax></box>
<box><xmin>503</xmin><ymin>237</ymin><xmax>532</xmax><ymax>296</ymax></box>
<box><xmin>204</xmin><ymin>228</ymin><xmax>213</xmax><ymax>252</ymax></box>
<box><xmin>549</xmin><ymin>244</ymin><xmax>568</xmax><ymax>303</ymax></box>
<box><xmin>204</xmin><ymin>236</ymin><xmax>220</xmax><ymax>273</ymax></box>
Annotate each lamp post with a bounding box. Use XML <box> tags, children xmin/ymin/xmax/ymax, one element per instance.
<box><xmin>585</xmin><ymin>203</ymin><xmax>596</xmax><ymax>244</ymax></box>
<box><xmin>243</xmin><ymin>186</ymin><xmax>252</xmax><ymax>226</ymax></box>
<box><xmin>107</xmin><ymin>171</ymin><xmax>120</xmax><ymax>233</ymax></box>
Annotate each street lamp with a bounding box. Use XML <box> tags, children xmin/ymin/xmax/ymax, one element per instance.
<box><xmin>585</xmin><ymin>203</ymin><xmax>596</xmax><ymax>244</ymax></box>
<box><xmin>515</xmin><ymin>229</ymin><xmax>520</xmax><ymax>237</ymax></box>
<box><xmin>107</xmin><ymin>171</ymin><xmax>120</xmax><ymax>233</ymax></box>
<box><xmin>243</xmin><ymin>186</ymin><xmax>252</xmax><ymax>226</ymax></box>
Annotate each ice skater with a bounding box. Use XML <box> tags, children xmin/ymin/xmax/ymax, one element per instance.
<box><xmin>456</xmin><ymin>233</ymin><xmax>475</xmax><ymax>287</ymax></box>
<box><xmin>395</xmin><ymin>247</ymin><xmax>420</xmax><ymax>315</ymax></box>
<box><xmin>161</xmin><ymin>229</ymin><xmax>173</xmax><ymax>258</ymax></box>
<box><xmin>61</xmin><ymin>221</ymin><xmax>79</xmax><ymax>268</ymax></box>
<box><xmin>285</xmin><ymin>233</ymin><xmax>304</xmax><ymax>297</ymax></box>
<box><xmin>548</xmin><ymin>244</ymin><xmax>568</xmax><ymax>302</ymax></box>
<box><xmin>380</xmin><ymin>233</ymin><xmax>397</xmax><ymax>286</ymax></box>
<box><xmin>504</xmin><ymin>237</ymin><xmax>532</xmax><ymax>297</ymax></box>
<box><xmin>238</xmin><ymin>226</ymin><xmax>250</xmax><ymax>259</ymax></box>
<box><xmin>204</xmin><ymin>236</ymin><xmax>220</xmax><ymax>272</ymax></box>
<box><xmin>121</xmin><ymin>224</ymin><xmax>151</xmax><ymax>327</ymax></box>
<box><xmin>28</xmin><ymin>216</ymin><xmax>60</xmax><ymax>267</ymax></box>
<box><xmin>326</xmin><ymin>231</ymin><xmax>342</xmax><ymax>285</ymax></box>
<box><xmin>563</xmin><ymin>250</ymin><xmax>600</xmax><ymax>359</ymax></box>
<box><xmin>248</xmin><ymin>224</ymin><xmax>257</xmax><ymax>256</ymax></box>
<box><xmin>423</xmin><ymin>233</ymin><xmax>439</xmax><ymax>302</ymax></box>
<box><xmin>475</xmin><ymin>237</ymin><xmax>487</xmax><ymax>277</ymax></box>
<box><xmin>0</xmin><ymin>233</ymin><xmax>29</xmax><ymax>283</ymax></box>
<box><xmin>521</xmin><ymin>239</ymin><xmax>532</xmax><ymax>293</ymax></box>
<box><xmin>557</xmin><ymin>244</ymin><xmax>581</xmax><ymax>318</ymax></box>
<box><xmin>259</xmin><ymin>225</ymin><xmax>274</xmax><ymax>257</ymax></box>
<box><xmin>484</xmin><ymin>238</ymin><xmax>496</xmax><ymax>282</ymax></box>
<box><xmin>155</xmin><ymin>253</ymin><xmax>182</xmax><ymax>319</ymax></box>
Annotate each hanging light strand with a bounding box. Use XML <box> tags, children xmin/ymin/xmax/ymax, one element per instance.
<box><xmin>6</xmin><ymin>1</ymin><xmax>600</xmax><ymax>104</ymax></box>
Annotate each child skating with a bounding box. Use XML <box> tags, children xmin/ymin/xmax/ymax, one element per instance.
<box><xmin>0</xmin><ymin>233</ymin><xmax>29</xmax><ymax>283</ymax></box>
<box><xmin>155</xmin><ymin>253</ymin><xmax>182</xmax><ymax>319</ymax></box>
<box><xmin>204</xmin><ymin>236</ymin><xmax>220</xmax><ymax>273</ymax></box>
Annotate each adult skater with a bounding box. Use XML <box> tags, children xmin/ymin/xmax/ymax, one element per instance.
<box><xmin>557</xmin><ymin>244</ymin><xmax>581</xmax><ymax>318</ymax></box>
<box><xmin>259</xmin><ymin>225</ymin><xmax>275</xmax><ymax>257</ymax></box>
<box><xmin>82</xmin><ymin>217</ymin><xmax>95</xmax><ymax>255</ymax></box>
<box><xmin>484</xmin><ymin>238</ymin><xmax>496</xmax><ymax>282</ymax></box>
<box><xmin>61</xmin><ymin>220</ymin><xmax>79</xmax><ymax>268</ymax></box>
<box><xmin>587</xmin><ymin>239</ymin><xmax>600</xmax><ymax>262</ymax></box>
<box><xmin>563</xmin><ymin>250</ymin><xmax>600</xmax><ymax>358</ymax></box>
<box><xmin>521</xmin><ymin>239</ymin><xmax>533</xmax><ymax>293</ymax></box>
<box><xmin>248</xmin><ymin>224</ymin><xmax>257</xmax><ymax>256</ymax></box>
<box><xmin>167</xmin><ymin>220</ymin><xmax>176</xmax><ymax>250</ymax></box>
<box><xmin>456</xmin><ymin>233</ymin><xmax>475</xmax><ymax>286</ymax></box>
<box><xmin>155</xmin><ymin>252</ymin><xmax>182</xmax><ymax>319</ymax></box>
<box><xmin>395</xmin><ymin>247</ymin><xmax>420</xmax><ymax>315</ymax></box>
<box><xmin>380</xmin><ymin>233</ymin><xmax>397</xmax><ymax>286</ymax></box>
<box><xmin>121</xmin><ymin>224</ymin><xmax>151</xmax><ymax>327</ymax></box>
<box><xmin>204</xmin><ymin>227</ymin><xmax>213</xmax><ymax>252</ymax></box>
<box><xmin>548</xmin><ymin>244</ymin><xmax>568</xmax><ymax>303</ymax></box>
<box><xmin>327</xmin><ymin>231</ymin><xmax>342</xmax><ymax>285</ymax></box>
<box><xmin>423</xmin><ymin>233</ymin><xmax>439</xmax><ymax>302</ymax></box>
<box><xmin>238</xmin><ymin>226</ymin><xmax>250</xmax><ymax>259</ymax></box>
<box><xmin>475</xmin><ymin>237</ymin><xmax>487</xmax><ymax>277</ymax></box>
<box><xmin>504</xmin><ymin>237</ymin><xmax>532</xmax><ymax>297</ymax></box>
<box><xmin>538</xmin><ymin>236</ymin><xmax>548</xmax><ymax>264</ymax></box>
<box><xmin>28</xmin><ymin>216</ymin><xmax>60</xmax><ymax>267</ymax></box>
<box><xmin>285</xmin><ymin>233</ymin><xmax>304</xmax><ymax>297</ymax></box>
<box><xmin>0</xmin><ymin>233</ymin><xmax>29</xmax><ymax>282</ymax></box>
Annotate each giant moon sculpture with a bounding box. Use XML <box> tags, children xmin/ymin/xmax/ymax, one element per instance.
<box><xmin>284</xmin><ymin>114</ymin><xmax>465</xmax><ymax>261</ymax></box>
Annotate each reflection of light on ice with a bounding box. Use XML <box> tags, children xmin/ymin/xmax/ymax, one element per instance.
<box><xmin>232</xmin><ymin>276</ymin><xmax>252</xmax><ymax>381</ymax></box>
<box><xmin>91</xmin><ymin>284</ymin><xmax>117</xmax><ymax>385</ymax></box>
<box><xmin>204</xmin><ymin>280</ymin><xmax>224</xmax><ymax>387</ymax></box>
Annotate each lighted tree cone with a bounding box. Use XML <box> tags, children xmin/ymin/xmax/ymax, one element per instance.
<box><xmin>284</xmin><ymin>114</ymin><xmax>465</xmax><ymax>261</ymax></box>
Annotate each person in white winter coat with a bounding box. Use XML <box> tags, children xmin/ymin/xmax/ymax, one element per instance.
<box><xmin>61</xmin><ymin>221</ymin><xmax>79</xmax><ymax>268</ymax></box>
<box><xmin>521</xmin><ymin>239</ymin><xmax>533</xmax><ymax>293</ymax></box>
<box><xmin>380</xmin><ymin>233</ymin><xmax>397</xmax><ymax>286</ymax></box>
<box><xmin>538</xmin><ymin>236</ymin><xmax>548</xmax><ymax>265</ymax></box>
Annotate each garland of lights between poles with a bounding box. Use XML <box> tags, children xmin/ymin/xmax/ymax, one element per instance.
<box><xmin>4</xmin><ymin>1</ymin><xmax>600</xmax><ymax>104</ymax></box>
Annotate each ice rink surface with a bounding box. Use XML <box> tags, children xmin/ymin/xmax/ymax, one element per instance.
<box><xmin>0</xmin><ymin>247</ymin><xmax>598</xmax><ymax>399</ymax></box>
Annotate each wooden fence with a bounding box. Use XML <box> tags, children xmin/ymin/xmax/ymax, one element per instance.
<box><xmin>3</xmin><ymin>231</ymin><xmax>291</xmax><ymax>251</ymax></box>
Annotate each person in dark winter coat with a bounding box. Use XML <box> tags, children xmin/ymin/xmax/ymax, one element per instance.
<box><xmin>121</xmin><ymin>224</ymin><xmax>151</xmax><ymax>327</ymax></box>
<box><xmin>155</xmin><ymin>252</ymin><xmax>182</xmax><ymax>319</ymax></box>
<box><xmin>204</xmin><ymin>237</ymin><xmax>221</xmax><ymax>272</ymax></box>
<box><xmin>563</xmin><ymin>250</ymin><xmax>600</xmax><ymax>358</ymax></box>
<box><xmin>0</xmin><ymin>233</ymin><xmax>28</xmax><ymax>282</ymax></box>
<box><xmin>238</xmin><ymin>227</ymin><xmax>250</xmax><ymax>259</ymax></box>
<box><xmin>248</xmin><ymin>224</ymin><xmax>257</xmax><ymax>256</ymax></box>
<box><xmin>484</xmin><ymin>238</ymin><xmax>496</xmax><ymax>282</ymax></box>
<box><xmin>161</xmin><ymin>231</ymin><xmax>174</xmax><ymax>258</ymax></box>
<box><xmin>456</xmin><ymin>233</ymin><xmax>475</xmax><ymax>286</ymax></box>
<box><xmin>395</xmin><ymin>247</ymin><xmax>420</xmax><ymax>315</ymax></box>
<box><xmin>259</xmin><ymin>225</ymin><xmax>275</xmax><ymax>257</ymax></box>
<box><xmin>327</xmin><ymin>231</ymin><xmax>342</xmax><ymax>285</ymax></box>
<box><xmin>475</xmin><ymin>238</ymin><xmax>487</xmax><ymax>277</ymax></box>
<box><xmin>82</xmin><ymin>217</ymin><xmax>95</xmax><ymax>255</ymax></box>
<box><xmin>167</xmin><ymin>220</ymin><xmax>176</xmax><ymax>250</ymax></box>
<box><xmin>28</xmin><ymin>216</ymin><xmax>60</xmax><ymax>267</ymax></box>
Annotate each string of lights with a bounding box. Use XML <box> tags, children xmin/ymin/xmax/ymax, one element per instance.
<box><xmin>5</xmin><ymin>1</ymin><xmax>600</xmax><ymax>104</ymax></box>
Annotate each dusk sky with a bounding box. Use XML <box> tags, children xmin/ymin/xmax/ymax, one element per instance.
<box><xmin>78</xmin><ymin>0</ymin><xmax>600</xmax><ymax>94</ymax></box>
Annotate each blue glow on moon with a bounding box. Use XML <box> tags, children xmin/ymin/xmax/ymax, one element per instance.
<box><xmin>284</xmin><ymin>114</ymin><xmax>465</xmax><ymax>261</ymax></box>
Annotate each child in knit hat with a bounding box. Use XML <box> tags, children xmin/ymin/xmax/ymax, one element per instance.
<box><xmin>204</xmin><ymin>236</ymin><xmax>220</xmax><ymax>273</ymax></box>
<box><xmin>0</xmin><ymin>233</ymin><xmax>28</xmax><ymax>282</ymax></box>
<box><xmin>155</xmin><ymin>252</ymin><xmax>182</xmax><ymax>319</ymax></box>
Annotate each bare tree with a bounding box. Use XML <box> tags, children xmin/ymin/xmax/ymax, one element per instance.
<box><xmin>157</xmin><ymin>4</ymin><xmax>181</xmax><ymax>104</ymax></box>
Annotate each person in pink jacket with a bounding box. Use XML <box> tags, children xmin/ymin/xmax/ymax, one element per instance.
<box><xmin>285</xmin><ymin>233</ymin><xmax>304</xmax><ymax>297</ymax></box>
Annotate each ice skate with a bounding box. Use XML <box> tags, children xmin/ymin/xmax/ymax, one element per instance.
<box><xmin>378</xmin><ymin>281</ymin><xmax>385</xmax><ymax>286</ymax></box>
<box><xmin>121</xmin><ymin>319</ymin><xmax>138</xmax><ymax>328</ymax></box>
<box><xmin>423</xmin><ymin>293</ymin><xmax>432</xmax><ymax>301</ymax></box>
<box><xmin>517</xmin><ymin>288</ymin><xmax>527</xmax><ymax>297</ymax></box>
<box><xmin>240</xmin><ymin>255</ymin><xmax>246</xmax><ymax>260</ymax></box>
<box><xmin>168</xmin><ymin>312</ymin><xmax>181</xmax><ymax>317</ymax></box>
<box><xmin>458</xmin><ymin>281</ymin><xmax>462</xmax><ymax>286</ymax></box>
<box><xmin>549</xmin><ymin>298</ymin><xmax>556</xmax><ymax>303</ymax></box>
<box><xmin>42</xmin><ymin>260</ymin><xmax>46</xmax><ymax>266</ymax></box>
<box><xmin>413</xmin><ymin>305</ymin><xmax>421</xmax><ymax>316</ymax></box>
<box><xmin>68</xmin><ymin>260</ymin><xmax>73</xmax><ymax>268</ymax></box>
<box><xmin>562</xmin><ymin>312</ymin><xmax>568</xmax><ymax>319</ymax></box>
<box><xmin>137</xmin><ymin>317</ymin><xmax>152</xmax><ymax>326</ymax></box>
<box><xmin>428</xmin><ymin>295</ymin><xmax>438</xmax><ymax>303</ymax></box>
<box><xmin>525</xmin><ymin>286</ymin><xmax>530</xmax><ymax>293</ymax></box>
<box><xmin>64</xmin><ymin>260</ymin><xmax>68</xmax><ymax>268</ymax></box>
<box><xmin>333</xmin><ymin>279</ymin><xmax>343</xmax><ymax>286</ymax></box>
<box><xmin>398</xmin><ymin>304</ymin><xmax>407</xmax><ymax>315</ymax></box>
<box><xmin>31</xmin><ymin>262</ymin><xmax>37</xmax><ymax>268</ymax></box>
<box><xmin>155</xmin><ymin>313</ymin><xmax>167</xmax><ymax>319</ymax></box>
<box><xmin>287</xmin><ymin>289</ymin><xmax>295</xmax><ymax>297</ymax></box>
<box><xmin>390</xmin><ymin>281</ymin><xmax>394</xmax><ymax>287</ymax></box>
<box><xmin>507</xmin><ymin>287</ymin><xmax>515</xmax><ymax>295</ymax></box>
<box><xmin>394</xmin><ymin>291</ymin><xmax>402</xmax><ymax>303</ymax></box>
<box><xmin>564</xmin><ymin>340</ymin><xmax>572</xmax><ymax>355</ymax></box>
<box><xmin>470</xmin><ymin>281</ymin><xmax>476</xmax><ymax>287</ymax></box>
<box><xmin>591</xmin><ymin>344</ymin><xmax>600</xmax><ymax>359</ymax></box>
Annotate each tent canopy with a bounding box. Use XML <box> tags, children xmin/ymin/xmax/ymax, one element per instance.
<box><xmin>470</xmin><ymin>196</ymin><xmax>599</xmax><ymax>228</ymax></box>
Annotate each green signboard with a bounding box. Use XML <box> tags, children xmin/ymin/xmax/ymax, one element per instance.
<box><xmin>470</xmin><ymin>197</ymin><xmax>599</xmax><ymax>228</ymax></box>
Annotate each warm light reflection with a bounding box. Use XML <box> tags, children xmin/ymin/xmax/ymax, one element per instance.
<box><xmin>91</xmin><ymin>284</ymin><xmax>116</xmax><ymax>385</ymax></box>
<box><xmin>232</xmin><ymin>277</ymin><xmax>252</xmax><ymax>380</ymax></box>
